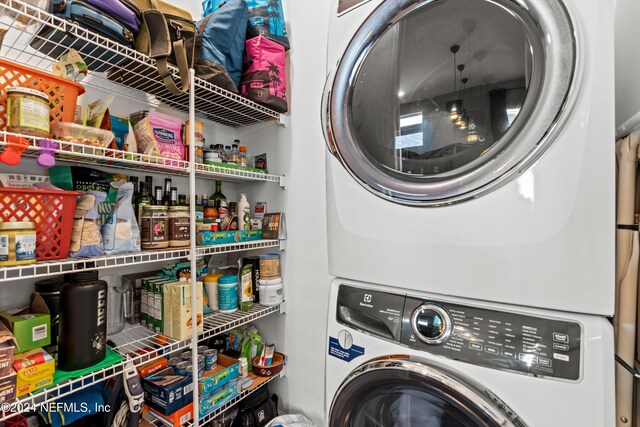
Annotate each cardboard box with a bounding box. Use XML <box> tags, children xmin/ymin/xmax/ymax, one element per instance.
<box><xmin>122</xmin><ymin>271</ymin><xmax>161</xmax><ymax>325</ymax></box>
<box><xmin>137</xmin><ymin>357</ymin><xmax>168</xmax><ymax>378</ymax></box>
<box><xmin>196</xmin><ymin>229</ymin><xmax>262</xmax><ymax>246</ymax></box>
<box><xmin>0</xmin><ymin>294</ymin><xmax>51</xmax><ymax>353</ymax></box>
<box><xmin>0</xmin><ymin>322</ymin><xmax>17</xmax><ymax>377</ymax></box>
<box><xmin>170</xmin><ymin>282</ymin><xmax>203</xmax><ymax>340</ymax></box>
<box><xmin>198</xmin><ymin>354</ymin><xmax>240</xmax><ymax>397</ymax></box>
<box><xmin>142</xmin><ymin>368</ymin><xmax>193</xmax><ymax>416</ymax></box>
<box><xmin>14</xmin><ymin>348</ymin><xmax>55</xmax><ymax>397</ymax></box>
<box><xmin>0</xmin><ymin>371</ymin><xmax>16</xmax><ymax>403</ymax></box>
<box><xmin>199</xmin><ymin>378</ymin><xmax>241</xmax><ymax>419</ymax></box>
<box><xmin>163</xmin><ymin>282</ymin><xmax>175</xmax><ymax>338</ymax></box>
<box><xmin>147</xmin><ymin>403</ymin><xmax>193</xmax><ymax>427</ymax></box>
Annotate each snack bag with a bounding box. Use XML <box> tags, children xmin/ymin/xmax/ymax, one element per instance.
<box><xmin>70</xmin><ymin>191</ymin><xmax>106</xmax><ymax>258</ymax></box>
<box><xmin>101</xmin><ymin>181</ymin><xmax>141</xmax><ymax>254</ymax></box>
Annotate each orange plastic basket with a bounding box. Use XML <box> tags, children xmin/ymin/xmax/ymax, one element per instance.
<box><xmin>0</xmin><ymin>58</ymin><xmax>85</xmax><ymax>131</ymax></box>
<box><xmin>0</xmin><ymin>188</ymin><xmax>81</xmax><ymax>261</ymax></box>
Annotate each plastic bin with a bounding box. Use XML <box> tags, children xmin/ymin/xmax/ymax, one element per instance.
<box><xmin>0</xmin><ymin>188</ymin><xmax>81</xmax><ymax>261</ymax></box>
<box><xmin>0</xmin><ymin>58</ymin><xmax>85</xmax><ymax>132</ymax></box>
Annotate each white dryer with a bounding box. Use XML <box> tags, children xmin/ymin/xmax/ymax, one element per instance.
<box><xmin>322</xmin><ymin>0</ymin><xmax>615</xmax><ymax>315</ymax></box>
<box><xmin>325</xmin><ymin>279</ymin><xmax>615</xmax><ymax>426</ymax></box>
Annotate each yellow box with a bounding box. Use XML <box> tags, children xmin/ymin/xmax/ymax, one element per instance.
<box><xmin>14</xmin><ymin>348</ymin><xmax>55</xmax><ymax>397</ymax></box>
<box><xmin>170</xmin><ymin>281</ymin><xmax>203</xmax><ymax>340</ymax></box>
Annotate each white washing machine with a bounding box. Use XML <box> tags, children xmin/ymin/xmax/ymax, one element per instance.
<box><xmin>322</xmin><ymin>0</ymin><xmax>615</xmax><ymax>315</ymax></box>
<box><xmin>325</xmin><ymin>279</ymin><xmax>614</xmax><ymax>426</ymax></box>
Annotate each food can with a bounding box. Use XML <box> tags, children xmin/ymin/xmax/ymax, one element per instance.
<box><xmin>168</xmin><ymin>357</ymin><xmax>182</xmax><ymax>369</ymax></box>
<box><xmin>259</xmin><ymin>253</ymin><xmax>280</xmax><ymax>279</ymax></box>
<box><xmin>180</xmin><ymin>351</ymin><xmax>192</xmax><ymax>361</ymax></box>
<box><xmin>204</xmin><ymin>349</ymin><xmax>218</xmax><ymax>370</ymax></box>
<box><xmin>197</xmin><ymin>345</ymin><xmax>208</xmax><ymax>354</ymax></box>
<box><xmin>183</xmin><ymin>364</ymin><xmax>194</xmax><ymax>376</ymax></box>
<box><xmin>175</xmin><ymin>361</ymin><xmax>190</xmax><ymax>375</ymax></box>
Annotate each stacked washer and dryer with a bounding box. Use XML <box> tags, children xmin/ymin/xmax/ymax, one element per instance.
<box><xmin>322</xmin><ymin>0</ymin><xmax>615</xmax><ymax>426</ymax></box>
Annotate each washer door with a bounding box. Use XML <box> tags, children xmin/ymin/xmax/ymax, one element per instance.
<box><xmin>323</xmin><ymin>0</ymin><xmax>576</xmax><ymax>206</ymax></box>
<box><xmin>329</xmin><ymin>358</ymin><xmax>526</xmax><ymax>427</ymax></box>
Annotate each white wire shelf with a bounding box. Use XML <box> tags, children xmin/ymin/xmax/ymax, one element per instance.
<box><xmin>0</xmin><ymin>304</ymin><xmax>283</xmax><ymax>422</ymax></box>
<box><xmin>0</xmin><ymin>240</ymin><xmax>281</xmax><ymax>282</ymax></box>
<box><xmin>0</xmin><ymin>0</ymin><xmax>280</xmax><ymax>127</ymax></box>
<box><xmin>0</xmin><ymin>131</ymin><xmax>285</xmax><ymax>184</ymax></box>
<box><xmin>200</xmin><ymin>303</ymin><xmax>283</xmax><ymax>343</ymax></box>
<box><xmin>196</xmin><ymin>163</ymin><xmax>282</xmax><ymax>185</ymax></box>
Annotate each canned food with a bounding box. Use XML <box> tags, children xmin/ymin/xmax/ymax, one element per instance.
<box><xmin>183</xmin><ymin>364</ymin><xmax>194</xmax><ymax>376</ymax></box>
<box><xmin>180</xmin><ymin>351</ymin><xmax>192</xmax><ymax>361</ymax></box>
<box><xmin>259</xmin><ymin>253</ymin><xmax>280</xmax><ymax>279</ymax></box>
<box><xmin>175</xmin><ymin>361</ymin><xmax>190</xmax><ymax>375</ymax></box>
<box><xmin>168</xmin><ymin>357</ymin><xmax>182</xmax><ymax>369</ymax></box>
<box><xmin>204</xmin><ymin>349</ymin><xmax>218</xmax><ymax>370</ymax></box>
<box><xmin>197</xmin><ymin>346</ymin><xmax>208</xmax><ymax>354</ymax></box>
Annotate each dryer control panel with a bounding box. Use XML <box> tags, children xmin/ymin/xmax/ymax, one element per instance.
<box><xmin>401</xmin><ymin>297</ymin><xmax>582</xmax><ymax>381</ymax></box>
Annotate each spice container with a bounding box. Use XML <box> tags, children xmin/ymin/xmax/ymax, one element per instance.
<box><xmin>259</xmin><ymin>254</ymin><xmax>280</xmax><ymax>279</ymax></box>
<box><xmin>6</xmin><ymin>87</ymin><xmax>50</xmax><ymax>137</ymax></box>
<box><xmin>141</xmin><ymin>206</ymin><xmax>169</xmax><ymax>250</ymax></box>
<box><xmin>168</xmin><ymin>206</ymin><xmax>190</xmax><ymax>248</ymax></box>
<box><xmin>184</xmin><ymin>120</ymin><xmax>204</xmax><ymax>164</ymax></box>
<box><xmin>0</xmin><ymin>221</ymin><xmax>37</xmax><ymax>266</ymax></box>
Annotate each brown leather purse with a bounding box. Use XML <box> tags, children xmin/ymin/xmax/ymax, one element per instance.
<box><xmin>129</xmin><ymin>0</ymin><xmax>195</xmax><ymax>95</ymax></box>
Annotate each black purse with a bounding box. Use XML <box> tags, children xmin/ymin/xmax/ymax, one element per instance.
<box><xmin>232</xmin><ymin>386</ymin><xmax>278</xmax><ymax>427</ymax></box>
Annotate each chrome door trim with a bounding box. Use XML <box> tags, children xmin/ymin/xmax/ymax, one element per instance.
<box><xmin>324</xmin><ymin>0</ymin><xmax>577</xmax><ymax>206</ymax></box>
<box><xmin>329</xmin><ymin>357</ymin><xmax>527</xmax><ymax>426</ymax></box>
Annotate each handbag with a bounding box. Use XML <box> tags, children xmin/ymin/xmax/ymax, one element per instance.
<box><xmin>231</xmin><ymin>386</ymin><xmax>278</xmax><ymax>427</ymax></box>
<box><xmin>203</xmin><ymin>0</ymin><xmax>290</xmax><ymax>50</ymax></box>
<box><xmin>195</xmin><ymin>0</ymin><xmax>248</xmax><ymax>93</ymax></box>
<box><xmin>83</xmin><ymin>0</ymin><xmax>141</xmax><ymax>33</ymax></box>
<box><xmin>30</xmin><ymin>0</ymin><xmax>135</xmax><ymax>73</ymax></box>
<box><xmin>240</xmin><ymin>35</ymin><xmax>288</xmax><ymax>113</ymax></box>
<box><xmin>129</xmin><ymin>0</ymin><xmax>196</xmax><ymax>95</ymax></box>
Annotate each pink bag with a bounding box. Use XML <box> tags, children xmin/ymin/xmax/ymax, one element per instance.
<box><xmin>240</xmin><ymin>36</ymin><xmax>288</xmax><ymax>113</ymax></box>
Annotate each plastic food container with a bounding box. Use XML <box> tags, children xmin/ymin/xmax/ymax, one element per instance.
<box><xmin>0</xmin><ymin>221</ymin><xmax>37</xmax><ymax>266</ymax></box>
<box><xmin>52</xmin><ymin>122</ymin><xmax>114</xmax><ymax>156</ymax></box>
<box><xmin>258</xmin><ymin>277</ymin><xmax>284</xmax><ymax>306</ymax></box>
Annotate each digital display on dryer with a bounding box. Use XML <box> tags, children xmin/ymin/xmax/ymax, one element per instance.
<box><xmin>401</xmin><ymin>297</ymin><xmax>582</xmax><ymax>381</ymax></box>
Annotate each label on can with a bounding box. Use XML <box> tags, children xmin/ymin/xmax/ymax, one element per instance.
<box><xmin>141</xmin><ymin>217</ymin><xmax>167</xmax><ymax>244</ymax></box>
<box><xmin>218</xmin><ymin>283</ymin><xmax>238</xmax><ymax>311</ymax></box>
<box><xmin>0</xmin><ymin>234</ymin><xmax>9</xmax><ymax>262</ymax></box>
<box><xmin>15</xmin><ymin>233</ymin><xmax>37</xmax><ymax>261</ymax></box>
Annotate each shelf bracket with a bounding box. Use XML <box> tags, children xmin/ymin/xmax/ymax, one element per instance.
<box><xmin>279</xmin><ymin>301</ymin><xmax>287</xmax><ymax>315</ymax></box>
<box><xmin>279</xmin><ymin>240</ymin><xmax>287</xmax><ymax>251</ymax></box>
<box><xmin>277</xmin><ymin>114</ymin><xmax>288</xmax><ymax>128</ymax></box>
<box><xmin>279</xmin><ymin>175</ymin><xmax>287</xmax><ymax>189</ymax></box>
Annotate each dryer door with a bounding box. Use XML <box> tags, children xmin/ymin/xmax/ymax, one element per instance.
<box><xmin>329</xmin><ymin>358</ymin><xmax>526</xmax><ymax>427</ymax></box>
<box><xmin>323</xmin><ymin>0</ymin><xmax>576</xmax><ymax>206</ymax></box>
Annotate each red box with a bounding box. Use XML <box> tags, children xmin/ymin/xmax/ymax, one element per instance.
<box><xmin>147</xmin><ymin>403</ymin><xmax>193</xmax><ymax>427</ymax></box>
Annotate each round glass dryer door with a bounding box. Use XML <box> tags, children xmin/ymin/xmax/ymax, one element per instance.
<box><xmin>329</xmin><ymin>359</ymin><xmax>526</xmax><ymax>426</ymax></box>
<box><xmin>323</xmin><ymin>0</ymin><xmax>576</xmax><ymax>206</ymax></box>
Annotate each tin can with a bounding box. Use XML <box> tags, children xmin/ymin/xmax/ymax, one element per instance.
<box><xmin>168</xmin><ymin>357</ymin><xmax>182</xmax><ymax>370</ymax></box>
<box><xmin>259</xmin><ymin>253</ymin><xmax>280</xmax><ymax>279</ymax></box>
<box><xmin>204</xmin><ymin>349</ymin><xmax>218</xmax><ymax>370</ymax></box>
<box><xmin>197</xmin><ymin>345</ymin><xmax>208</xmax><ymax>354</ymax></box>
<box><xmin>183</xmin><ymin>364</ymin><xmax>194</xmax><ymax>376</ymax></box>
<box><xmin>175</xmin><ymin>361</ymin><xmax>190</xmax><ymax>375</ymax></box>
<box><xmin>180</xmin><ymin>351</ymin><xmax>192</xmax><ymax>361</ymax></box>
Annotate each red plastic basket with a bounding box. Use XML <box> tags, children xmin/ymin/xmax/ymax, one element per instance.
<box><xmin>0</xmin><ymin>188</ymin><xmax>81</xmax><ymax>261</ymax></box>
<box><xmin>0</xmin><ymin>58</ymin><xmax>86</xmax><ymax>132</ymax></box>
<box><xmin>5</xmin><ymin>413</ymin><xmax>28</xmax><ymax>427</ymax></box>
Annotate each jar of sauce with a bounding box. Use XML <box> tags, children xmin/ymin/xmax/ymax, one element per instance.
<box><xmin>6</xmin><ymin>87</ymin><xmax>50</xmax><ymax>138</ymax></box>
<box><xmin>141</xmin><ymin>206</ymin><xmax>169</xmax><ymax>250</ymax></box>
<box><xmin>169</xmin><ymin>206</ymin><xmax>190</xmax><ymax>247</ymax></box>
<box><xmin>0</xmin><ymin>221</ymin><xmax>37</xmax><ymax>266</ymax></box>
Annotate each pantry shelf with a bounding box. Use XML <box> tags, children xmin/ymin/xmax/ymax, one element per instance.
<box><xmin>196</xmin><ymin>163</ymin><xmax>282</xmax><ymax>184</ymax></box>
<box><xmin>0</xmin><ymin>0</ymin><xmax>280</xmax><ymax>128</ymax></box>
<box><xmin>0</xmin><ymin>304</ymin><xmax>283</xmax><ymax>422</ymax></box>
<box><xmin>0</xmin><ymin>240</ymin><xmax>281</xmax><ymax>282</ymax></box>
<box><xmin>199</xmin><ymin>303</ymin><xmax>283</xmax><ymax>343</ymax></box>
<box><xmin>0</xmin><ymin>130</ymin><xmax>189</xmax><ymax>176</ymax></box>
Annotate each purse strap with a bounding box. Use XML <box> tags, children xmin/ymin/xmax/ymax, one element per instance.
<box><xmin>143</xmin><ymin>0</ymin><xmax>190</xmax><ymax>95</ymax></box>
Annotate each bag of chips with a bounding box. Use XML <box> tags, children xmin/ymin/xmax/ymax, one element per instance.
<box><xmin>101</xmin><ymin>181</ymin><xmax>141</xmax><ymax>255</ymax></box>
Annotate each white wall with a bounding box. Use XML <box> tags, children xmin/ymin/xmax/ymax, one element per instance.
<box><xmin>615</xmin><ymin>0</ymin><xmax>640</xmax><ymax>134</ymax></box>
<box><xmin>237</xmin><ymin>1</ymin><xmax>332</xmax><ymax>424</ymax></box>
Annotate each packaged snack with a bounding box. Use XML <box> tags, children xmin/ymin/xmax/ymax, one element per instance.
<box><xmin>130</xmin><ymin>111</ymin><xmax>184</xmax><ymax>164</ymax></box>
<box><xmin>110</xmin><ymin>115</ymin><xmax>130</xmax><ymax>152</ymax></box>
<box><xmin>49</xmin><ymin>166</ymin><xmax>127</xmax><ymax>222</ymax></box>
<box><xmin>86</xmin><ymin>94</ymin><xmax>116</xmax><ymax>129</ymax></box>
<box><xmin>101</xmin><ymin>181</ymin><xmax>141</xmax><ymax>254</ymax></box>
<box><xmin>52</xmin><ymin>49</ymin><xmax>88</xmax><ymax>81</ymax></box>
<box><xmin>70</xmin><ymin>191</ymin><xmax>106</xmax><ymax>258</ymax></box>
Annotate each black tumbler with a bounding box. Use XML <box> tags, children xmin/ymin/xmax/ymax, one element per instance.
<box><xmin>58</xmin><ymin>271</ymin><xmax>108</xmax><ymax>371</ymax></box>
<box><xmin>34</xmin><ymin>275</ymin><xmax>65</xmax><ymax>354</ymax></box>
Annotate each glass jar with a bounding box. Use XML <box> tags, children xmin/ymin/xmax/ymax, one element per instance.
<box><xmin>141</xmin><ymin>206</ymin><xmax>169</xmax><ymax>249</ymax></box>
<box><xmin>6</xmin><ymin>87</ymin><xmax>50</xmax><ymax>138</ymax></box>
<box><xmin>169</xmin><ymin>206</ymin><xmax>190</xmax><ymax>247</ymax></box>
<box><xmin>0</xmin><ymin>221</ymin><xmax>37</xmax><ymax>266</ymax></box>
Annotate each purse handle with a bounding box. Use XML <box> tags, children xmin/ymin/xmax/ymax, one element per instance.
<box><xmin>142</xmin><ymin>0</ymin><xmax>190</xmax><ymax>95</ymax></box>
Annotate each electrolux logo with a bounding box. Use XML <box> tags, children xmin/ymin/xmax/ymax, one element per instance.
<box><xmin>359</xmin><ymin>293</ymin><xmax>373</xmax><ymax>308</ymax></box>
